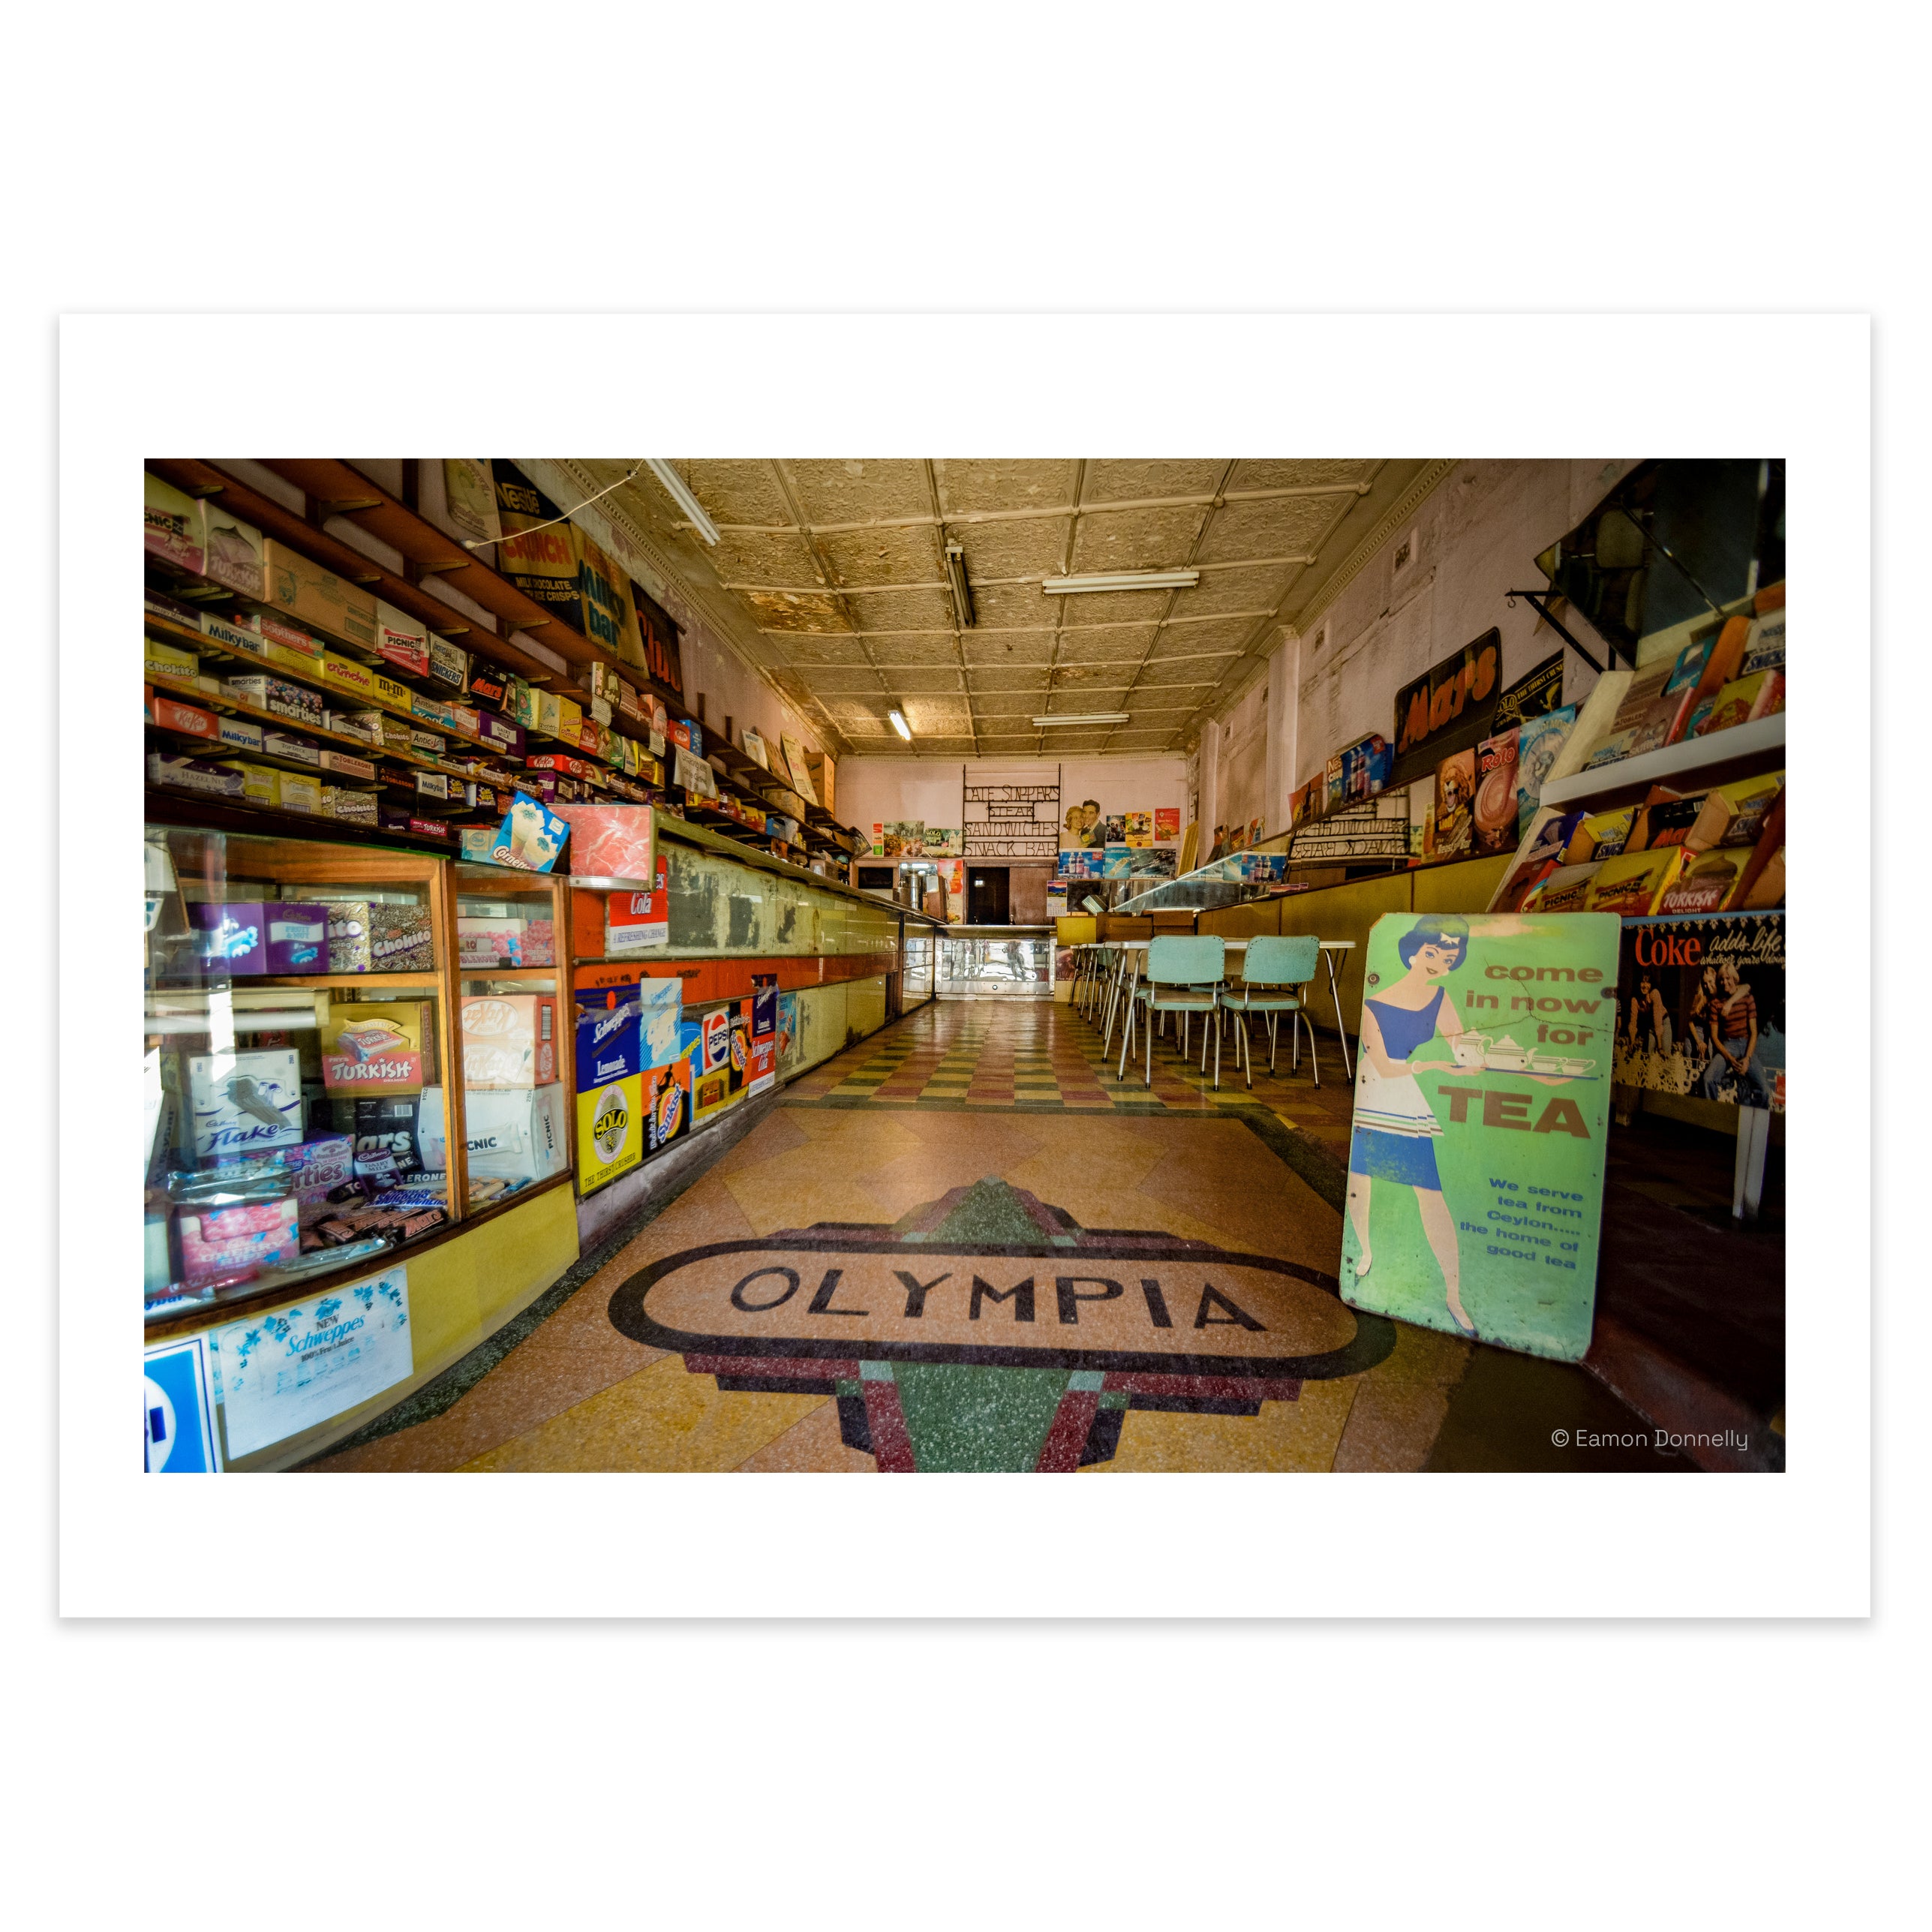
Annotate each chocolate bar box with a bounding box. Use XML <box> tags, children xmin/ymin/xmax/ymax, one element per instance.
<box><xmin>326</xmin><ymin>901</ymin><xmax>435</xmax><ymax>973</ymax></box>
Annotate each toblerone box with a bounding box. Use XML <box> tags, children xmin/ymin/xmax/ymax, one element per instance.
<box><xmin>262</xmin><ymin>539</ymin><xmax>379</xmax><ymax>652</ymax></box>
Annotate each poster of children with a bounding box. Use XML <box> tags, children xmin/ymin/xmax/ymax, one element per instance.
<box><xmin>1341</xmin><ymin>911</ymin><xmax>1621</xmax><ymax>1360</ymax></box>
<box><xmin>1611</xmin><ymin>913</ymin><xmax>1785</xmax><ymax>1111</ymax></box>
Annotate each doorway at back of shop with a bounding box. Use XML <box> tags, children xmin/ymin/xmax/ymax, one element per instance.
<box><xmin>966</xmin><ymin>867</ymin><xmax>1010</xmax><ymax>924</ymax></box>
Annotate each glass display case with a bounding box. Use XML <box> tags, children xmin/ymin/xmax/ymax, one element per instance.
<box><xmin>938</xmin><ymin>927</ymin><xmax>1054</xmax><ymax>999</ymax></box>
<box><xmin>144</xmin><ymin>825</ymin><xmax>568</xmax><ymax>1329</ymax></box>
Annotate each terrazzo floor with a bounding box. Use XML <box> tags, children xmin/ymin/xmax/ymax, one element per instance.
<box><xmin>307</xmin><ymin>999</ymin><xmax>1676</xmax><ymax>1474</ymax></box>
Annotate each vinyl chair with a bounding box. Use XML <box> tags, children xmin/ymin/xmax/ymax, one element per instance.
<box><xmin>1223</xmin><ymin>933</ymin><xmax>1322</xmax><ymax>1088</ymax></box>
<box><xmin>1134</xmin><ymin>935</ymin><xmax>1227</xmax><ymax>1087</ymax></box>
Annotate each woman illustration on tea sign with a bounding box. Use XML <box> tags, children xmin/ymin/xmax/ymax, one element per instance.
<box><xmin>1345</xmin><ymin>915</ymin><xmax>1478</xmax><ymax>1338</ymax></box>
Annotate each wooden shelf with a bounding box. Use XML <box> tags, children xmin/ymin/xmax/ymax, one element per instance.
<box><xmin>149</xmin><ymin>458</ymin><xmax>593</xmax><ymax>690</ymax></box>
<box><xmin>1540</xmin><ymin>713</ymin><xmax>1786</xmax><ymax>810</ymax></box>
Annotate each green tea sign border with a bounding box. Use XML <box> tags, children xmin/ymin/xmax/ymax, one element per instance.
<box><xmin>1341</xmin><ymin>911</ymin><xmax>1621</xmax><ymax>1361</ymax></box>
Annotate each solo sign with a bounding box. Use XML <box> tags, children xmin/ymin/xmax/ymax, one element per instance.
<box><xmin>1341</xmin><ymin>911</ymin><xmax>1620</xmax><ymax>1360</ymax></box>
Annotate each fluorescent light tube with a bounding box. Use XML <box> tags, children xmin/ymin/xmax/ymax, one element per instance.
<box><xmin>888</xmin><ymin>708</ymin><xmax>913</xmax><ymax>741</ymax></box>
<box><xmin>1041</xmin><ymin>569</ymin><xmax>1199</xmax><ymax>594</ymax></box>
<box><xmin>944</xmin><ymin>541</ymin><xmax>975</xmax><ymax>629</ymax></box>
<box><xmin>645</xmin><ymin>459</ymin><xmax>721</xmax><ymax>546</ymax></box>
<box><xmin>1031</xmin><ymin>711</ymin><xmax>1131</xmax><ymax>727</ymax></box>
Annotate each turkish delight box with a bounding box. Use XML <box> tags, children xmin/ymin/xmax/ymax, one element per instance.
<box><xmin>461</xmin><ymin>993</ymin><xmax>557</xmax><ymax>1089</ymax></box>
<box><xmin>188</xmin><ymin>1047</ymin><xmax>303</xmax><ymax>1159</ymax></box>
<box><xmin>322</xmin><ymin>1004</ymin><xmax>427</xmax><ymax>1096</ymax></box>
<box><xmin>203</xmin><ymin>504</ymin><xmax>265</xmax><ymax>597</ymax></box>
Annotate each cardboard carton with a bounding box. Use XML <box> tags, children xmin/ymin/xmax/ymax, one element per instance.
<box><xmin>322</xmin><ymin>1003</ymin><xmax>428</xmax><ymax>1096</ymax></box>
<box><xmin>375</xmin><ymin>599</ymin><xmax>431</xmax><ymax>677</ymax></box>
<box><xmin>202</xmin><ymin>504</ymin><xmax>265</xmax><ymax>597</ymax></box>
<box><xmin>461</xmin><ymin>993</ymin><xmax>557</xmax><ymax>1088</ymax></box>
<box><xmin>261</xmin><ymin>539</ymin><xmax>378</xmax><ymax>652</ymax></box>
<box><xmin>188</xmin><ymin>1047</ymin><xmax>302</xmax><ymax>1159</ymax></box>
<box><xmin>144</xmin><ymin>473</ymin><xmax>206</xmax><ymax>572</ymax></box>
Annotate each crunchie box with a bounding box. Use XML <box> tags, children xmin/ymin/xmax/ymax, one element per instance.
<box><xmin>202</xmin><ymin>504</ymin><xmax>265</xmax><ymax>598</ymax></box>
<box><xmin>323</xmin><ymin>652</ymin><xmax>377</xmax><ymax>701</ymax></box>
<box><xmin>188</xmin><ymin>1047</ymin><xmax>302</xmax><ymax>1158</ymax></box>
<box><xmin>461</xmin><ymin>993</ymin><xmax>558</xmax><ymax>1089</ymax></box>
<box><xmin>262</xmin><ymin>539</ymin><xmax>378</xmax><ymax>652</ymax></box>
<box><xmin>322</xmin><ymin>1003</ymin><xmax>428</xmax><ymax>1096</ymax></box>
<box><xmin>144</xmin><ymin>472</ymin><xmax>206</xmax><ymax>572</ymax></box>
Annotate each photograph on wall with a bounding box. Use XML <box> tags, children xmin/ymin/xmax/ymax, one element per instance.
<box><xmin>1098</xmin><ymin>813</ymin><xmax>1125</xmax><ymax>847</ymax></box>
<box><xmin>1061</xmin><ymin>798</ymin><xmax>1104</xmax><ymax>848</ymax></box>
<box><xmin>1341</xmin><ymin>912</ymin><xmax>1621</xmax><ymax>1361</ymax></box>
<box><xmin>1101</xmin><ymin>843</ymin><xmax>1132</xmax><ymax>877</ymax></box>
<box><xmin>1611</xmin><ymin>913</ymin><xmax>1784</xmax><ymax>1110</ymax></box>
<box><xmin>885</xmin><ymin>821</ymin><xmax>925</xmax><ymax>858</ymax></box>
<box><xmin>923</xmin><ymin>826</ymin><xmax>962</xmax><ymax>857</ymax></box>
<box><xmin>1124</xmin><ymin>810</ymin><xmax>1153</xmax><ymax>847</ymax></box>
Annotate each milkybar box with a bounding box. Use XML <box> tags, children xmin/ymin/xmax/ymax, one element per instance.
<box><xmin>323</xmin><ymin>1003</ymin><xmax>427</xmax><ymax>1096</ymax></box>
<box><xmin>218</xmin><ymin>716</ymin><xmax>264</xmax><ymax>754</ymax></box>
<box><xmin>461</xmin><ymin>993</ymin><xmax>557</xmax><ymax>1089</ymax></box>
<box><xmin>415</xmin><ymin>771</ymin><xmax>449</xmax><ymax>801</ymax></box>
<box><xmin>144</xmin><ymin>472</ymin><xmax>206</xmax><ymax>572</ymax></box>
<box><xmin>188</xmin><ymin>1047</ymin><xmax>302</xmax><ymax>1158</ymax></box>
<box><xmin>375</xmin><ymin>599</ymin><xmax>431</xmax><ymax>678</ymax></box>
<box><xmin>203</xmin><ymin>504</ymin><xmax>266</xmax><ymax>598</ymax></box>
<box><xmin>203</xmin><ymin>609</ymin><xmax>267</xmax><ymax>657</ymax></box>
<box><xmin>262</xmin><ymin>539</ymin><xmax>378</xmax><ymax>652</ymax></box>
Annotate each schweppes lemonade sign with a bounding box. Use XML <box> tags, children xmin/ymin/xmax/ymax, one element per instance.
<box><xmin>608</xmin><ymin>1178</ymin><xmax>1396</xmax><ymax>1471</ymax></box>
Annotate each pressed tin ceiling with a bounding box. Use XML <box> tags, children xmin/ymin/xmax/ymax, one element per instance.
<box><xmin>560</xmin><ymin>457</ymin><xmax>1446</xmax><ymax>760</ymax></box>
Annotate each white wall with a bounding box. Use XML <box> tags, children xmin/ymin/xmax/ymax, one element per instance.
<box><xmin>840</xmin><ymin>755</ymin><xmax>1188</xmax><ymax>845</ymax></box>
<box><xmin>1206</xmin><ymin>458</ymin><xmax>1641</xmax><ymax>827</ymax></box>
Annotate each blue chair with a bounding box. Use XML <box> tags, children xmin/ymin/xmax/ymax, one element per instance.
<box><xmin>1133</xmin><ymin>935</ymin><xmax>1227</xmax><ymax>1087</ymax></box>
<box><xmin>1221</xmin><ymin>933</ymin><xmax>1322</xmax><ymax>1087</ymax></box>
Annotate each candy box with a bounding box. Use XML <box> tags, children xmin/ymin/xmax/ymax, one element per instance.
<box><xmin>464</xmin><ymin>1084</ymin><xmax>568</xmax><ymax>1183</ymax></box>
<box><xmin>461</xmin><ymin>993</ymin><xmax>557</xmax><ymax>1089</ymax></box>
<box><xmin>458</xmin><ymin>916</ymin><xmax>526</xmax><ymax>967</ymax></box>
<box><xmin>554</xmin><ymin>803</ymin><xmax>653</xmax><ymax>881</ymax></box>
<box><xmin>263</xmin><ymin>729</ymin><xmax>322</xmax><ymax>768</ymax></box>
<box><xmin>458</xmin><ymin>827</ymin><xmax>497</xmax><ymax>861</ymax></box>
<box><xmin>277</xmin><ymin>772</ymin><xmax>323</xmax><ymax>815</ymax></box>
<box><xmin>322</xmin><ymin>1003</ymin><xmax>427</xmax><ymax>1096</ymax></box>
<box><xmin>177</xmin><ymin>1195</ymin><xmax>299</xmax><ymax>1282</ymax></box>
<box><xmin>191</xmin><ymin>900</ymin><xmax>268</xmax><ymax>974</ymax></box>
<box><xmin>257</xmin><ymin>611</ymin><xmax>326</xmax><ymax>660</ymax></box>
<box><xmin>149</xmin><ymin>752</ymin><xmax>245</xmax><ymax>801</ymax></box>
<box><xmin>415</xmin><ymin>771</ymin><xmax>450</xmax><ymax>801</ymax></box>
<box><xmin>521</xmin><ymin>917</ymin><xmax>555</xmax><ymax>966</ymax></box>
<box><xmin>227</xmin><ymin>674</ymin><xmax>324</xmax><ymax>727</ymax></box>
<box><xmin>272</xmin><ymin>1132</ymin><xmax>356</xmax><ymax>1221</ymax></box>
<box><xmin>203</xmin><ymin>609</ymin><xmax>267</xmax><ymax>657</ymax></box>
<box><xmin>428</xmin><ymin>637</ymin><xmax>470</xmax><ymax>690</ymax></box>
<box><xmin>152</xmin><ymin>693</ymin><xmax>219</xmax><ymax>741</ymax></box>
<box><xmin>188</xmin><ymin>1047</ymin><xmax>302</xmax><ymax>1158</ymax></box>
<box><xmin>262</xmin><ymin>539</ymin><xmax>378</xmax><ymax>652</ymax></box>
<box><xmin>325</xmin><ymin>787</ymin><xmax>378</xmax><ymax>828</ymax></box>
<box><xmin>334</xmin><ymin>1094</ymin><xmax>440</xmax><ymax>1179</ymax></box>
<box><xmin>375</xmin><ymin>599</ymin><xmax>431</xmax><ymax>677</ymax></box>
<box><xmin>260</xmin><ymin>903</ymin><xmax>329</xmax><ymax>972</ymax></box>
<box><xmin>203</xmin><ymin>503</ymin><xmax>265</xmax><ymax>597</ymax></box>
<box><xmin>144</xmin><ymin>471</ymin><xmax>205</xmax><ymax>572</ymax></box>
<box><xmin>145</xmin><ymin>635</ymin><xmax>200</xmax><ymax>683</ymax></box>
<box><xmin>488</xmin><ymin>792</ymin><xmax>570</xmax><ymax>872</ymax></box>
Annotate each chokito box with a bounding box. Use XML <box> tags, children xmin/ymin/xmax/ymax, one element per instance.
<box><xmin>460</xmin><ymin>993</ymin><xmax>557</xmax><ymax>1089</ymax></box>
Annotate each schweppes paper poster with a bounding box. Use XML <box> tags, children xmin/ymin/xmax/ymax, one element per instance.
<box><xmin>1340</xmin><ymin>911</ymin><xmax>1619</xmax><ymax>1361</ymax></box>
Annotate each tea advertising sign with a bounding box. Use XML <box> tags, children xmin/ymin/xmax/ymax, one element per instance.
<box><xmin>1341</xmin><ymin>912</ymin><xmax>1620</xmax><ymax>1360</ymax></box>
